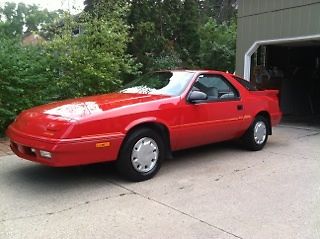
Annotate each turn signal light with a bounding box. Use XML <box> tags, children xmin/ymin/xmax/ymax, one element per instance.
<box><xmin>40</xmin><ymin>150</ymin><xmax>52</xmax><ymax>159</ymax></box>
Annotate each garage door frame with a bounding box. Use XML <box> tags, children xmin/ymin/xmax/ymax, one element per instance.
<box><xmin>243</xmin><ymin>34</ymin><xmax>320</xmax><ymax>81</ymax></box>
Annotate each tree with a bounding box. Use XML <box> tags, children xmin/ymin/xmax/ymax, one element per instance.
<box><xmin>217</xmin><ymin>0</ymin><xmax>238</xmax><ymax>23</ymax></box>
<box><xmin>44</xmin><ymin>1</ymin><xmax>139</xmax><ymax>98</ymax></box>
<box><xmin>127</xmin><ymin>0</ymin><xmax>166</xmax><ymax>71</ymax></box>
<box><xmin>199</xmin><ymin>18</ymin><xmax>236</xmax><ymax>71</ymax></box>
<box><xmin>162</xmin><ymin>0</ymin><xmax>182</xmax><ymax>42</ymax></box>
<box><xmin>178</xmin><ymin>0</ymin><xmax>201</xmax><ymax>66</ymax></box>
<box><xmin>0</xmin><ymin>2</ymin><xmax>25</xmax><ymax>37</ymax></box>
<box><xmin>0</xmin><ymin>2</ymin><xmax>63</xmax><ymax>38</ymax></box>
<box><xmin>197</xmin><ymin>0</ymin><xmax>238</xmax><ymax>24</ymax></box>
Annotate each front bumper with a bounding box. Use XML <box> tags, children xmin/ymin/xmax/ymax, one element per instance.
<box><xmin>7</xmin><ymin>126</ymin><xmax>125</xmax><ymax>167</ymax></box>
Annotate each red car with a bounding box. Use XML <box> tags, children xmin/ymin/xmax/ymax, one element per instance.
<box><xmin>7</xmin><ymin>70</ymin><xmax>282</xmax><ymax>181</ymax></box>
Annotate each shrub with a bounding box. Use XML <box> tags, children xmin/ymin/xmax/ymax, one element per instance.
<box><xmin>0</xmin><ymin>3</ymin><xmax>139</xmax><ymax>135</ymax></box>
<box><xmin>0</xmin><ymin>37</ymin><xmax>55</xmax><ymax>135</ymax></box>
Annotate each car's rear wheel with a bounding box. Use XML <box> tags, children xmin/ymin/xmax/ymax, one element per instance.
<box><xmin>116</xmin><ymin>128</ymin><xmax>164</xmax><ymax>181</ymax></box>
<box><xmin>241</xmin><ymin>116</ymin><xmax>269</xmax><ymax>151</ymax></box>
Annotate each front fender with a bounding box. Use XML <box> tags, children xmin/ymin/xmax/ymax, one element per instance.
<box><xmin>124</xmin><ymin>117</ymin><xmax>166</xmax><ymax>133</ymax></box>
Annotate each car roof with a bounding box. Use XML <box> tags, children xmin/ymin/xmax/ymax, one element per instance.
<box><xmin>155</xmin><ymin>69</ymin><xmax>243</xmax><ymax>80</ymax></box>
<box><xmin>164</xmin><ymin>69</ymin><xmax>228</xmax><ymax>74</ymax></box>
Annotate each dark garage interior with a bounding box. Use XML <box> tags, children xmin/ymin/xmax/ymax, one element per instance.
<box><xmin>250</xmin><ymin>44</ymin><xmax>320</xmax><ymax>126</ymax></box>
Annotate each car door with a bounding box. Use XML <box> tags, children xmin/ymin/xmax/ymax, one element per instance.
<box><xmin>173</xmin><ymin>74</ymin><xmax>245</xmax><ymax>150</ymax></box>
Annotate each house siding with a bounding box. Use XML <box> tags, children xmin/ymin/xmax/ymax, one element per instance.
<box><xmin>236</xmin><ymin>0</ymin><xmax>320</xmax><ymax>77</ymax></box>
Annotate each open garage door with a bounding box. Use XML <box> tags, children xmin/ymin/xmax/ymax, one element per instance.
<box><xmin>248</xmin><ymin>42</ymin><xmax>320</xmax><ymax>126</ymax></box>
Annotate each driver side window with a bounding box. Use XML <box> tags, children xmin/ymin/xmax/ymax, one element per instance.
<box><xmin>193</xmin><ymin>74</ymin><xmax>239</xmax><ymax>100</ymax></box>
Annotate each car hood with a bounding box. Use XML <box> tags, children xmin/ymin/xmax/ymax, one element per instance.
<box><xmin>28</xmin><ymin>93</ymin><xmax>171</xmax><ymax>120</ymax></box>
<box><xmin>9</xmin><ymin>93</ymin><xmax>171</xmax><ymax>139</ymax></box>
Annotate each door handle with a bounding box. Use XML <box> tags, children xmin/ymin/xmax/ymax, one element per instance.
<box><xmin>237</xmin><ymin>104</ymin><xmax>243</xmax><ymax>110</ymax></box>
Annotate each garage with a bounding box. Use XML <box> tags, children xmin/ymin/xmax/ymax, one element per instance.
<box><xmin>249</xmin><ymin>43</ymin><xmax>320</xmax><ymax>125</ymax></box>
<box><xmin>236</xmin><ymin>0</ymin><xmax>320</xmax><ymax>126</ymax></box>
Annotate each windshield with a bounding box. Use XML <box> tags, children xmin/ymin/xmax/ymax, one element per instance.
<box><xmin>121</xmin><ymin>71</ymin><xmax>195</xmax><ymax>96</ymax></box>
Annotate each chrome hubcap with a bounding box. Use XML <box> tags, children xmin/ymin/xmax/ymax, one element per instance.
<box><xmin>131</xmin><ymin>137</ymin><xmax>159</xmax><ymax>173</ymax></box>
<box><xmin>254</xmin><ymin>121</ymin><xmax>267</xmax><ymax>145</ymax></box>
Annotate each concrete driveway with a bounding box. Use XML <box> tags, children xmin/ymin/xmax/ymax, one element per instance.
<box><xmin>0</xmin><ymin>125</ymin><xmax>319</xmax><ymax>239</ymax></box>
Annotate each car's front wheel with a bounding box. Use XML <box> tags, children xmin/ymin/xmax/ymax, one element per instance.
<box><xmin>116</xmin><ymin>128</ymin><xmax>164</xmax><ymax>181</ymax></box>
<box><xmin>241</xmin><ymin>116</ymin><xmax>269</xmax><ymax>151</ymax></box>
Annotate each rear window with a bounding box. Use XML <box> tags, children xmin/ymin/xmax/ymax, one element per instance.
<box><xmin>233</xmin><ymin>76</ymin><xmax>257</xmax><ymax>91</ymax></box>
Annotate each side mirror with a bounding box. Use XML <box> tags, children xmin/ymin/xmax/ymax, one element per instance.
<box><xmin>188</xmin><ymin>91</ymin><xmax>208</xmax><ymax>103</ymax></box>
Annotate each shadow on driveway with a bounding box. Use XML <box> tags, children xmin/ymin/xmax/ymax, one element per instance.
<box><xmin>4</xmin><ymin>140</ymin><xmax>251</xmax><ymax>192</ymax></box>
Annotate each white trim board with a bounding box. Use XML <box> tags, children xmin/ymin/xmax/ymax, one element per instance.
<box><xmin>243</xmin><ymin>34</ymin><xmax>320</xmax><ymax>80</ymax></box>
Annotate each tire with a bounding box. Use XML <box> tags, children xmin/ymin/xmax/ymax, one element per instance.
<box><xmin>241</xmin><ymin>116</ymin><xmax>269</xmax><ymax>151</ymax></box>
<box><xmin>116</xmin><ymin>128</ymin><xmax>165</xmax><ymax>181</ymax></box>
